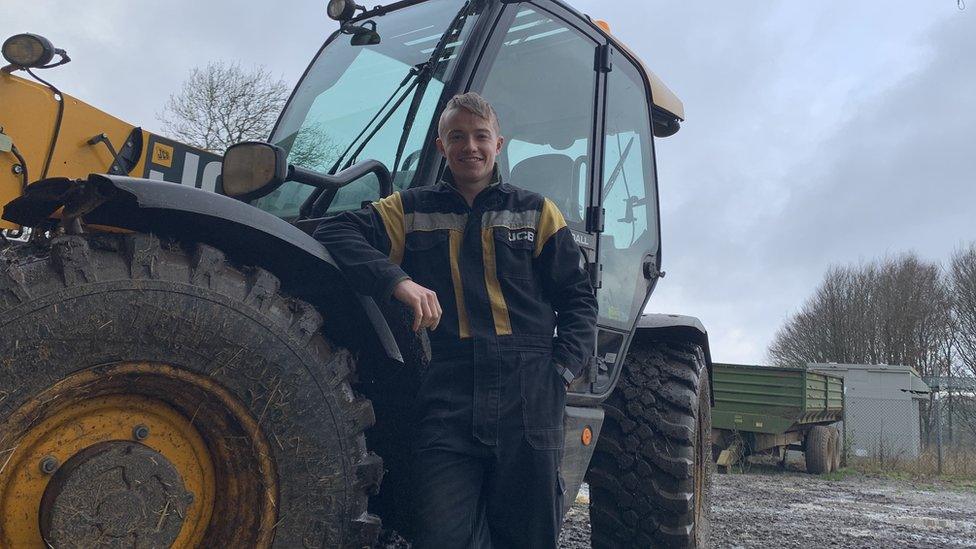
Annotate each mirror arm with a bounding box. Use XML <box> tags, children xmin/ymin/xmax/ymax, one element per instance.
<box><xmin>291</xmin><ymin>160</ymin><xmax>393</xmax><ymax>218</ymax></box>
<box><xmin>289</xmin><ymin>160</ymin><xmax>392</xmax><ymax>196</ymax></box>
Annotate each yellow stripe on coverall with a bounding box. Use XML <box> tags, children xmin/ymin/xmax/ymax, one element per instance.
<box><xmin>534</xmin><ymin>198</ymin><xmax>567</xmax><ymax>258</ymax></box>
<box><xmin>449</xmin><ymin>230</ymin><xmax>472</xmax><ymax>338</ymax></box>
<box><xmin>372</xmin><ymin>192</ymin><xmax>405</xmax><ymax>264</ymax></box>
<box><xmin>481</xmin><ymin>227</ymin><xmax>512</xmax><ymax>336</ymax></box>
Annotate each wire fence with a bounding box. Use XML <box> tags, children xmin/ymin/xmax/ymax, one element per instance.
<box><xmin>842</xmin><ymin>388</ymin><xmax>976</xmax><ymax>477</ymax></box>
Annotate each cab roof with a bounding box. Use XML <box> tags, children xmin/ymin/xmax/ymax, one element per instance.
<box><xmin>584</xmin><ymin>15</ymin><xmax>685</xmax><ymax>122</ymax></box>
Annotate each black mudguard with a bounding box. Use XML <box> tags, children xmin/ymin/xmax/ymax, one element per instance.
<box><xmin>633</xmin><ymin>312</ymin><xmax>714</xmax><ymax>404</ymax></box>
<box><xmin>2</xmin><ymin>174</ymin><xmax>409</xmax><ymax>363</ymax></box>
<box><xmin>634</xmin><ymin>313</ymin><xmax>712</xmax><ymax>362</ymax></box>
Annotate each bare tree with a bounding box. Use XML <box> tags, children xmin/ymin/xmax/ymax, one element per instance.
<box><xmin>158</xmin><ymin>61</ymin><xmax>289</xmax><ymax>152</ymax></box>
<box><xmin>281</xmin><ymin>123</ymin><xmax>342</xmax><ymax>171</ymax></box>
<box><xmin>949</xmin><ymin>243</ymin><xmax>976</xmax><ymax>378</ymax></box>
<box><xmin>769</xmin><ymin>254</ymin><xmax>953</xmax><ymax>377</ymax></box>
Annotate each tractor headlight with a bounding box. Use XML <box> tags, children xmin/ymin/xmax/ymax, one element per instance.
<box><xmin>327</xmin><ymin>0</ymin><xmax>360</xmax><ymax>21</ymax></box>
<box><xmin>2</xmin><ymin>33</ymin><xmax>55</xmax><ymax>69</ymax></box>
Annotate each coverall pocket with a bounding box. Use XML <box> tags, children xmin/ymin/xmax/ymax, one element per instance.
<box><xmin>518</xmin><ymin>350</ymin><xmax>566</xmax><ymax>450</ymax></box>
<box><xmin>404</xmin><ymin>230</ymin><xmax>449</xmax><ymax>283</ymax></box>
<box><xmin>493</xmin><ymin>228</ymin><xmax>535</xmax><ymax>280</ymax></box>
<box><xmin>405</xmin><ymin>230</ymin><xmax>449</xmax><ymax>252</ymax></box>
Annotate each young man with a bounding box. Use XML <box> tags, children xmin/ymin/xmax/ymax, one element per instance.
<box><xmin>314</xmin><ymin>92</ymin><xmax>597</xmax><ymax>548</ymax></box>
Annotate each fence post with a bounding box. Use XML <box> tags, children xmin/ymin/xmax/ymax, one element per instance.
<box><xmin>841</xmin><ymin>383</ymin><xmax>848</xmax><ymax>467</ymax></box>
<box><xmin>935</xmin><ymin>390</ymin><xmax>943</xmax><ymax>476</ymax></box>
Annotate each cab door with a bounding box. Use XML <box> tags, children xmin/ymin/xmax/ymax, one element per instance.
<box><xmin>470</xmin><ymin>5</ymin><xmax>662</xmax><ymax>394</ymax></box>
<box><xmin>592</xmin><ymin>48</ymin><xmax>663</xmax><ymax>392</ymax></box>
<box><xmin>470</xmin><ymin>0</ymin><xmax>605</xmax><ymax>375</ymax></box>
<box><xmin>472</xmin><ymin>0</ymin><xmax>604</xmax><ymax>241</ymax></box>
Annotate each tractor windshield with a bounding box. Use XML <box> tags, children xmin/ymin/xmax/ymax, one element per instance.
<box><xmin>256</xmin><ymin>0</ymin><xmax>478</xmax><ymax>219</ymax></box>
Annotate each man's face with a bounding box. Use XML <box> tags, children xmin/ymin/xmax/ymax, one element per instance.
<box><xmin>436</xmin><ymin>108</ymin><xmax>504</xmax><ymax>187</ymax></box>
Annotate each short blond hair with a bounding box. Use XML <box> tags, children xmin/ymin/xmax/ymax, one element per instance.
<box><xmin>438</xmin><ymin>92</ymin><xmax>501</xmax><ymax>136</ymax></box>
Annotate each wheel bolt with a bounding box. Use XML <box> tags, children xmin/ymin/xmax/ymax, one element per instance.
<box><xmin>39</xmin><ymin>456</ymin><xmax>59</xmax><ymax>475</ymax></box>
<box><xmin>133</xmin><ymin>424</ymin><xmax>150</xmax><ymax>441</ymax></box>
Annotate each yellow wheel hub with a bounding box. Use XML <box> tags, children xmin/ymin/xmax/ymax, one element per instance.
<box><xmin>0</xmin><ymin>362</ymin><xmax>276</xmax><ymax>548</ymax></box>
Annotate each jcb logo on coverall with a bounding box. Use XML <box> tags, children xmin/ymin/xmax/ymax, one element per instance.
<box><xmin>509</xmin><ymin>230</ymin><xmax>534</xmax><ymax>242</ymax></box>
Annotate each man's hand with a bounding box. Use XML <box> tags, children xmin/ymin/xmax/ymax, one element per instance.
<box><xmin>393</xmin><ymin>279</ymin><xmax>442</xmax><ymax>332</ymax></box>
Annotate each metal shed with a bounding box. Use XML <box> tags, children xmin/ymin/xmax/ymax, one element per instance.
<box><xmin>807</xmin><ymin>363</ymin><xmax>930</xmax><ymax>460</ymax></box>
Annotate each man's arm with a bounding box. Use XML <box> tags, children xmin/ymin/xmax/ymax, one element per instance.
<box><xmin>313</xmin><ymin>192</ymin><xmax>410</xmax><ymax>302</ymax></box>
<box><xmin>313</xmin><ymin>192</ymin><xmax>442</xmax><ymax>331</ymax></box>
<box><xmin>534</xmin><ymin>198</ymin><xmax>599</xmax><ymax>382</ymax></box>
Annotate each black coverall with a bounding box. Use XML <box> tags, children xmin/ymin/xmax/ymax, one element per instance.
<box><xmin>314</xmin><ymin>169</ymin><xmax>597</xmax><ymax>548</ymax></box>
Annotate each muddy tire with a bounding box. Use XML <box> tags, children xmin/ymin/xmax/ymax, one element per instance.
<box><xmin>587</xmin><ymin>341</ymin><xmax>712</xmax><ymax>548</ymax></box>
<box><xmin>0</xmin><ymin>234</ymin><xmax>382</xmax><ymax>548</ymax></box>
<box><xmin>828</xmin><ymin>426</ymin><xmax>842</xmax><ymax>472</ymax></box>
<box><xmin>805</xmin><ymin>426</ymin><xmax>832</xmax><ymax>474</ymax></box>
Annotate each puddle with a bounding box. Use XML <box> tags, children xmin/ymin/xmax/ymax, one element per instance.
<box><xmin>849</xmin><ymin>501</ymin><xmax>910</xmax><ymax>515</ymax></box>
<box><xmin>790</xmin><ymin>502</ymin><xmax>827</xmax><ymax>513</ymax></box>
<box><xmin>841</xmin><ymin>528</ymin><xmax>877</xmax><ymax>539</ymax></box>
<box><xmin>886</xmin><ymin>515</ymin><xmax>976</xmax><ymax>530</ymax></box>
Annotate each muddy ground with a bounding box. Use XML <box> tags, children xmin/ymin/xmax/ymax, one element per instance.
<box><xmin>559</xmin><ymin>465</ymin><xmax>976</xmax><ymax>548</ymax></box>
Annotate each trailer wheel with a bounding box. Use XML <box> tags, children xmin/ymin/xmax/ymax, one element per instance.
<box><xmin>587</xmin><ymin>341</ymin><xmax>712</xmax><ymax>548</ymax></box>
<box><xmin>0</xmin><ymin>234</ymin><xmax>382</xmax><ymax>548</ymax></box>
<box><xmin>828</xmin><ymin>427</ymin><xmax>842</xmax><ymax>472</ymax></box>
<box><xmin>805</xmin><ymin>425</ymin><xmax>832</xmax><ymax>474</ymax></box>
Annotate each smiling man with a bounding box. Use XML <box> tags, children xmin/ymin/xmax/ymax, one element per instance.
<box><xmin>314</xmin><ymin>92</ymin><xmax>596</xmax><ymax>548</ymax></box>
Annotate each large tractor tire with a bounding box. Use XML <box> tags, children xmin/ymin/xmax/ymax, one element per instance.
<box><xmin>587</xmin><ymin>341</ymin><xmax>712</xmax><ymax>548</ymax></box>
<box><xmin>0</xmin><ymin>234</ymin><xmax>382</xmax><ymax>548</ymax></box>
<box><xmin>804</xmin><ymin>425</ymin><xmax>832</xmax><ymax>474</ymax></box>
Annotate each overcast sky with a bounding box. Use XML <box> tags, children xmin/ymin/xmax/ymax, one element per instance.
<box><xmin>4</xmin><ymin>1</ymin><xmax>974</xmax><ymax>364</ymax></box>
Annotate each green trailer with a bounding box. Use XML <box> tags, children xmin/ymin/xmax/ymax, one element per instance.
<box><xmin>711</xmin><ymin>363</ymin><xmax>845</xmax><ymax>474</ymax></box>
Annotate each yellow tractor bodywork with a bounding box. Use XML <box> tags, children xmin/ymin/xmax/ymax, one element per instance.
<box><xmin>0</xmin><ymin>73</ymin><xmax>141</xmax><ymax>229</ymax></box>
<box><xmin>0</xmin><ymin>72</ymin><xmax>221</xmax><ymax>230</ymax></box>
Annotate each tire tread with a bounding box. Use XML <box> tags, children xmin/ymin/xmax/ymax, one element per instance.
<box><xmin>0</xmin><ymin>234</ymin><xmax>382</xmax><ymax>548</ymax></box>
<box><xmin>588</xmin><ymin>341</ymin><xmax>712</xmax><ymax>548</ymax></box>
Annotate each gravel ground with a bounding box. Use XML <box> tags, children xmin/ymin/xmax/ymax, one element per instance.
<box><xmin>559</xmin><ymin>468</ymin><xmax>976</xmax><ymax>548</ymax></box>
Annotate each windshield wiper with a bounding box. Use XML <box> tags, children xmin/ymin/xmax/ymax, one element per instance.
<box><xmin>298</xmin><ymin>62</ymin><xmax>423</xmax><ymax>219</ymax></box>
<box><xmin>602</xmin><ymin>135</ymin><xmax>634</xmax><ymax>199</ymax></box>
<box><xmin>390</xmin><ymin>1</ymin><xmax>473</xmax><ymax>184</ymax></box>
<box><xmin>301</xmin><ymin>1</ymin><xmax>474</xmax><ymax>219</ymax></box>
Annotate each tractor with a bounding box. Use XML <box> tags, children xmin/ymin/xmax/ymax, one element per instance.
<box><xmin>0</xmin><ymin>0</ymin><xmax>714</xmax><ymax>546</ymax></box>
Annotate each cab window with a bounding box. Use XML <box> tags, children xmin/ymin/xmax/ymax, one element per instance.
<box><xmin>598</xmin><ymin>57</ymin><xmax>658</xmax><ymax>329</ymax></box>
<box><xmin>479</xmin><ymin>6</ymin><xmax>598</xmax><ymax>229</ymax></box>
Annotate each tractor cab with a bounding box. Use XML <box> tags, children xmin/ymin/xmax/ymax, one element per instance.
<box><xmin>233</xmin><ymin>0</ymin><xmax>684</xmax><ymax>395</ymax></box>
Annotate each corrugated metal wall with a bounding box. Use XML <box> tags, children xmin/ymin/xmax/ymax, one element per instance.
<box><xmin>809</xmin><ymin>364</ymin><xmax>927</xmax><ymax>460</ymax></box>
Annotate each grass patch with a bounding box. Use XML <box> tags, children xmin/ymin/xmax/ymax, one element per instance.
<box><xmin>919</xmin><ymin>476</ymin><xmax>976</xmax><ymax>493</ymax></box>
<box><xmin>822</xmin><ymin>467</ymin><xmax>857</xmax><ymax>481</ymax></box>
<box><xmin>847</xmin><ymin>447</ymin><xmax>976</xmax><ymax>479</ymax></box>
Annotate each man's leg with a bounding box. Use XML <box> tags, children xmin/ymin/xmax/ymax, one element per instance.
<box><xmin>484</xmin><ymin>350</ymin><xmax>566</xmax><ymax>548</ymax></box>
<box><xmin>484</xmin><ymin>433</ymin><xmax>563</xmax><ymax>548</ymax></box>
<box><xmin>413</xmin><ymin>441</ymin><xmax>490</xmax><ymax>548</ymax></box>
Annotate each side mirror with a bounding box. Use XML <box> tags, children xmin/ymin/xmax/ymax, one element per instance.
<box><xmin>221</xmin><ymin>141</ymin><xmax>288</xmax><ymax>201</ymax></box>
<box><xmin>222</xmin><ymin>140</ymin><xmax>394</xmax><ymax>207</ymax></box>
